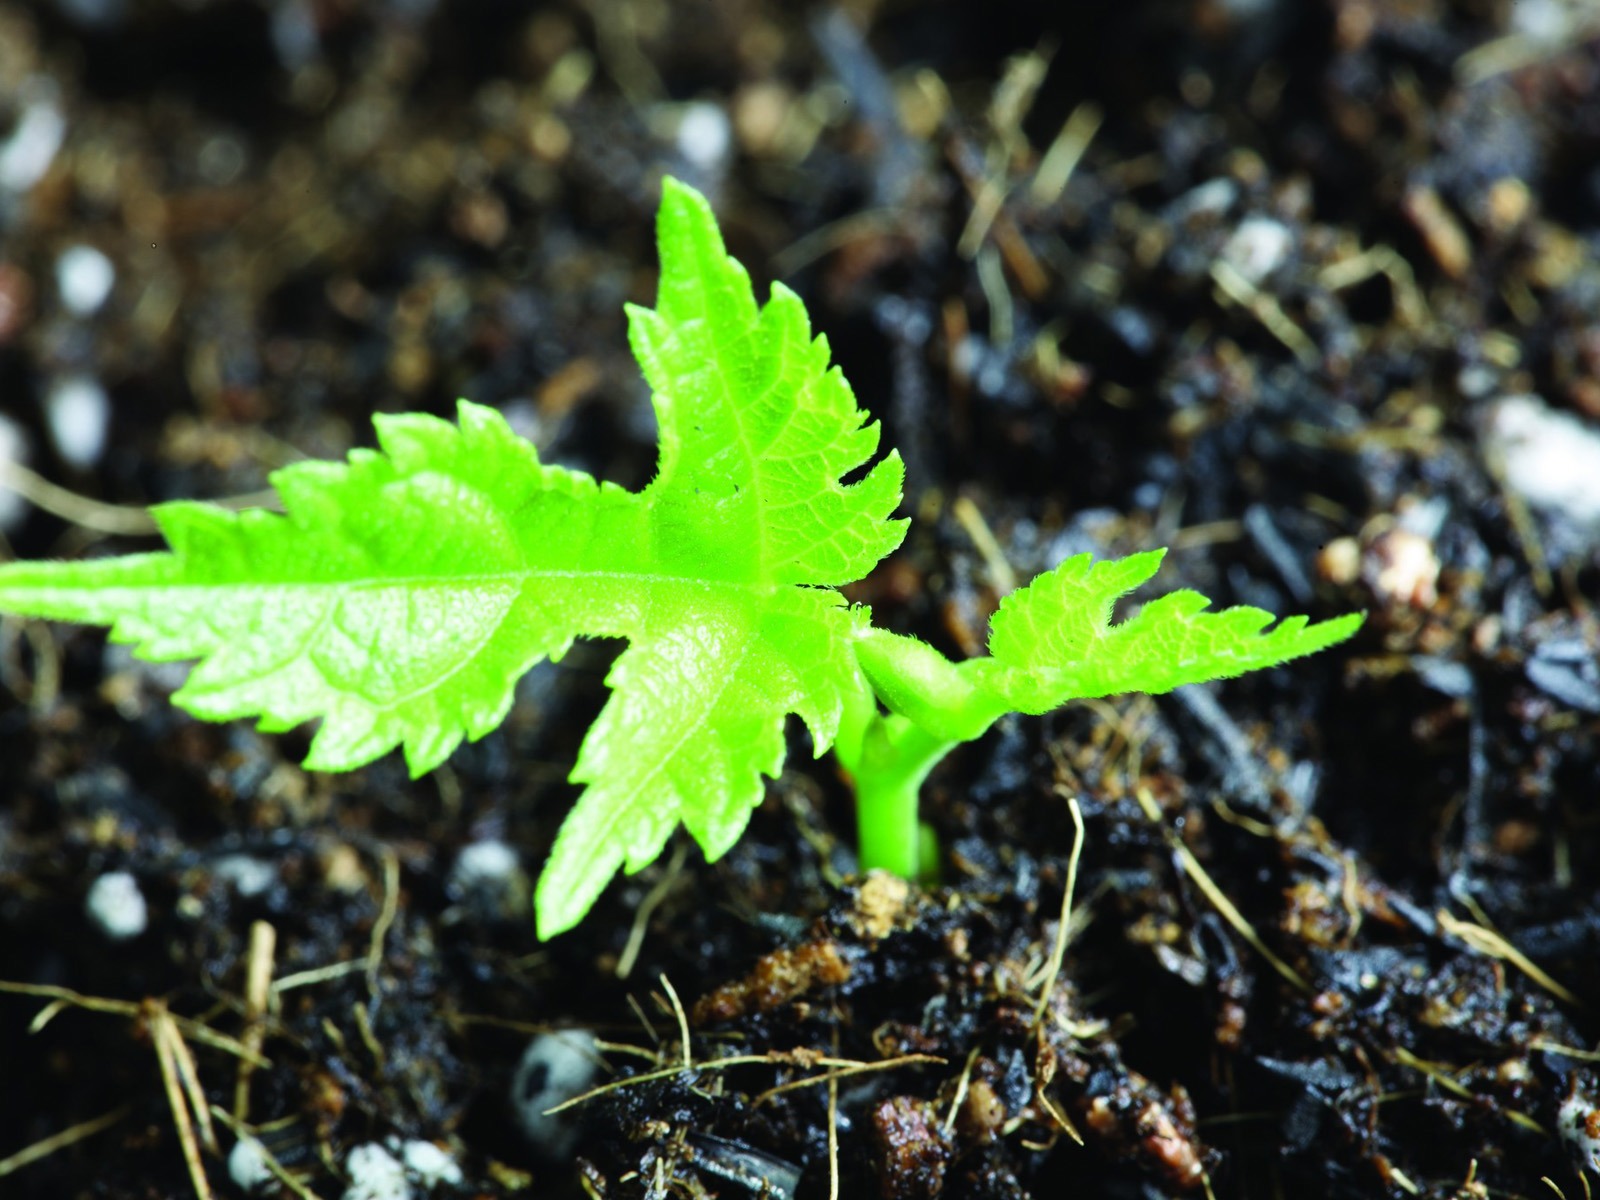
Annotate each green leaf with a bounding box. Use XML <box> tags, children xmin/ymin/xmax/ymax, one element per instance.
<box><xmin>0</xmin><ymin>178</ymin><xmax>907</xmax><ymax>939</ymax></box>
<box><xmin>536</xmin><ymin>179</ymin><xmax>905</xmax><ymax>935</ymax></box>
<box><xmin>0</xmin><ymin>402</ymin><xmax>644</xmax><ymax>776</ymax></box>
<box><xmin>966</xmin><ymin>549</ymin><xmax>1364</xmax><ymax>713</ymax></box>
<box><xmin>535</xmin><ymin>590</ymin><xmax>872</xmax><ymax>934</ymax></box>
<box><xmin>629</xmin><ymin>180</ymin><xmax>905</xmax><ymax>585</ymax></box>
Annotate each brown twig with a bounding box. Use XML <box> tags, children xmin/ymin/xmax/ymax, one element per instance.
<box><xmin>366</xmin><ymin>848</ymin><xmax>401</xmax><ymax>1000</ymax></box>
<box><xmin>148</xmin><ymin>1001</ymin><xmax>216</xmax><ymax>1200</ymax></box>
<box><xmin>0</xmin><ymin>1107</ymin><xmax>130</xmax><ymax>1179</ymax></box>
<box><xmin>233</xmin><ymin>920</ymin><xmax>276</xmax><ymax>1120</ymax></box>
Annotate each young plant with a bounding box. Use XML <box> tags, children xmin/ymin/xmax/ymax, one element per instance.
<box><xmin>0</xmin><ymin>179</ymin><xmax>1362</xmax><ymax>937</ymax></box>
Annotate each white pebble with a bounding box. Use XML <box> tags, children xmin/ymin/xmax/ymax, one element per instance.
<box><xmin>1219</xmin><ymin>216</ymin><xmax>1294</xmax><ymax>283</ymax></box>
<box><xmin>270</xmin><ymin>1</ymin><xmax>319</xmax><ymax>71</ymax></box>
<box><xmin>45</xmin><ymin>374</ymin><xmax>110</xmax><ymax>469</ymax></box>
<box><xmin>1456</xmin><ymin>363</ymin><xmax>1498</xmax><ymax>399</ymax></box>
<box><xmin>55</xmin><ymin>245</ymin><xmax>115</xmax><ymax>315</ymax></box>
<box><xmin>1480</xmin><ymin>394</ymin><xmax>1600</xmax><ymax>526</ymax></box>
<box><xmin>1560</xmin><ymin>1092</ymin><xmax>1600</xmax><ymax>1172</ymax></box>
<box><xmin>0</xmin><ymin>88</ymin><xmax>66</xmax><ymax>193</ymax></box>
<box><xmin>676</xmin><ymin>102</ymin><xmax>732</xmax><ymax>172</ymax></box>
<box><xmin>394</xmin><ymin>1139</ymin><xmax>463</xmax><ymax>1188</ymax></box>
<box><xmin>1512</xmin><ymin>0</ymin><xmax>1577</xmax><ymax>43</ymax></box>
<box><xmin>511</xmin><ymin>1029</ymin><xmax>600</xmax><ymax>1159</ymax></box>
<box><xmin>212</xmin><ymin>854</ymin><xmax>278</xmax><ymax>898</ymax></box>
<box><xmin>1168</xmin><ymin>177</ymin><xmax>1238</xmax><ymax>222</ymax></box>
<box><xmin>450</xmin><ymin>839</ymin><xmax>519</xmax><ymax>889</ymax></box>
<box><xmin>342</xmin><ymin>1143</ymin><xmax>411</xmax><ymax>1200</ymax></box>
<box><xmin>197</xmin><ymin>135</ymin><xmax>246</xmax><ymax>187</ymax></box>
<box><xmin>85</xmin><ymin>870</ymin><xmax>148</xmax><ymax>940</ymax></box>
<box><xmin>228</xmin><ymin>1136</ymin><xmax>273</xmax><ymax>1192</ymax></box>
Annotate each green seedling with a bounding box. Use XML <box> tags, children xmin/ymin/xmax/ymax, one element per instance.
<box><xmin>0</xmin><ymin>179</ymin><xmax>1362</xmax><ymax>937</ymax></box>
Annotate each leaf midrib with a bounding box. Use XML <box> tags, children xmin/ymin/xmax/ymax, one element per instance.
<box><xmin>44</xmin><ymin>567</ymin><xmax>783</xmax><ymax>593</ymax></box>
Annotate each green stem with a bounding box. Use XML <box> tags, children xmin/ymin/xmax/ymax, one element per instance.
<box><xmin>848</xmin><ymin>713</ymin><xmax>957</xmax><ymax>878</ymax></box>
<box><xmin>838</xmin><ymin>629</ymin><xmax>1011</xmax><ymax>878</ymax></box>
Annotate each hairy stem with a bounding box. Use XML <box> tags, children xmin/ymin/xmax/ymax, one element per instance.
<box><xmin>845</xmin><ymin>712</ymin><xmax>958</xmax><ymax>878</ymax></box>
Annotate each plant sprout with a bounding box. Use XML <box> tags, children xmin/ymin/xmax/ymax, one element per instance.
<box><xmin>0</xmin><ymin>179</ymin><xmax>1362</xmax><ymax>937</ymax></box>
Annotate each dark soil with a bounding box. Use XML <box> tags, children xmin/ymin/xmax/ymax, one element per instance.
<box><xmin>2</xmin><ymin>1</ymin><xmax>1599</xmax><ymax>1198</ymax></box>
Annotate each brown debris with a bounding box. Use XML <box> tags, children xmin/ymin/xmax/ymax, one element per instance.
<box><xmin>1080</xmin><ymin>1078</ymin><xmax>1208</xmax><ymax>1192</ymax></box>
<box><xmin>847</xmin><ymin>871</ymin><xmax>915</xmax><ymax>942</ymax></box>
<box><xmin>1401</xmin><ymin>183</ymin><xmax>1473</xmax><ymax>280</ymax></box>
<box><xmin>1362</xmin><ymin>527</ymin><xmax>1441</xmax><ymax>610</ymax></box>
<box><xmin>690</xmin><ymin>938</ymin><xmax>850</xmax><ymax>1026</ymax></box>
<box><xmin>871</xmin><ymin>1095</ymin><xmax>952</xmax><ymax>1200</ymax></box>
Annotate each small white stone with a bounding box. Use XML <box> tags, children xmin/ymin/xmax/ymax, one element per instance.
<box><xmin>1560</xmin><ymin>1092</ymin><xmax>1600</xmax><ymax>1172</ymax></box>
<box><xmin>85</xmin><ymin>870</ymin><xmax>148</xmax><ymax>940</ymax></box>
<box><xmin>1481</xmin><ymin>394</ymin><xmax>1600</xmax><ymax>526</ymax></box>
<box><xmin>1168</xmin><ymin>177</ymin><xmax>1238</xmax><ymax>222</ymax></box>
<box><xmin>270</xmin><ymin>0</ymin><xmax>319</xmax><ymax>71</ymax></box>
<box><xmin>45</xmin><ymin>374</ymin><xmax>110</xmax><ymax>469</ymax></box>
<box><xmin>511</xmin><ymin>1029</ymin><xmax>600</xmax><ymax>1159</ymax></box>
<box><xmin>196</xmin><ymin>135</ymin><xmax>246</xmax><ymax>187</ymax></box>
<box><xmin>55</xmin><ymin>245</ymin><xmax>115</xmax><ymax>316</ymax></box>
<box><xmin>0</xmin><ymin>90</ymin><xmax>66</xmax><ymax>193</ymax></box>
<box><xmin>1219</xmin><ymin>216</ymin><xmax>1294</xmax><ymax>283</ymax></box>
<box><xmin>394</xmin><ymin>1139</ymin><xmax>463</xmax><ymax>1188</ymax></box>
<box><xmin>450</xmin><ymin>839</ymin><xmax>519</xmax><ymax>889</ymax></box>
<box><xmin>1512</xmin><ymin>0</ymin><xmax>1577</xmax><ymax>43</ymax></box>
<box><xmin>676</xmin><ymin>102</ymin><xmax>732</xmax><ymax>172</ymax></box>
<box><xmin>342</xmin><ymin>1143</ymin><xmax>411</xmax><ymax>1200</ymax></box>
<box><xmin>228</xmin><ymin>1136</ymin><xmax>273</xmax><ymax>1192</ymax></box>
<box><xmin>212</xmin><ymin>854</ymin><xmax>278</xmax><ymax>898</ymax></box>
<box><xmin>1456</xmin><ymin>364</ymin><xmax>1498</xmax><ymax>399</ymax></box>
<box><xmin>1396</xmin><ymin>494</ymin><xmax>1449</xmax><ymax>541</ymax></box>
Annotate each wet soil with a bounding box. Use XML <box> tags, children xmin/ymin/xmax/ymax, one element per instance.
<box><xmin>2</xmin><ymin>2</ymin><xmax>1600</xmax><ymax>1198</ymax></box>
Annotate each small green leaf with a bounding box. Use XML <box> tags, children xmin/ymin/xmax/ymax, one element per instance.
<box><xmin>535</xmin><ymin>179</ymin><xmax>905</xmax><ymax>936</ymax></box>
<box><xmin>966</xmin><ymin>549</ymin><xmax>1364</xmax><ymax>712</ymax></box>
<box><xmin>0</xmin><ymin>402</ymin><xmax>643</xmax><ymax>776</ymax></box>
<box><xmin>629</xmin><ymin>180</ymin><xmax>905</xmax><ymax>586</ymax></box>
<box><xmin>536</xmin><ymin>591</ymin><xmax>870</xmax><ymax>934</ymax></box>
<box><xmin>853</xmin><ymin>627</ymin><xmax>998</xmax><ymax>743</ymax></box>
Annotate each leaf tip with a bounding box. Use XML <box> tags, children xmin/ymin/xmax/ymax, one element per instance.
<box><xmin>1320</xmin><ymin>610</ymin><xmax>1367</xmax><ymax>642</ymax></box>
<box><xmin>533</xmin><ymin>859</ymin><xmax>604</xmax><ymax>941</ymax></box>
<box><xmin>656</xmin><ymin>174</ymin><xmax>718</xmax><ymax>245</ymax></box>
<box><xmin>658</xmin><ymin>173</ymin><xmax>706</xmax><ymax>211</ymax></box>
<box><xmin>1124</xmin><ymin>546</ymin><xmax>1167</xmax><ymax>579</ymax></box>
